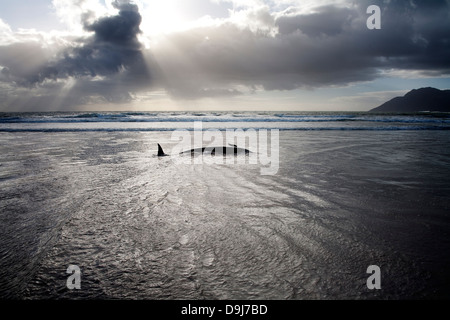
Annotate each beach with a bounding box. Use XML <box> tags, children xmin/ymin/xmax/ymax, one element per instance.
<box><xmin>1</xmin><ymin>112</ymin><xmax>450</xmax><ymax>299</ymax></box>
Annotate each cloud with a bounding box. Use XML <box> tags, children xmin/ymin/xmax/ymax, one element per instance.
<box><xmin>39</xmin><ymin>0</ymin><xmax>148</xmax><ymax>82</ymax></box>
<box><xmin>0</xmin><ymin>0</ymin><xmax>449</xmax><ymax>110</ymax></box>
<box><xmin>0</xmin><ymin>19</ymin><xmax>14</xmax><ymax>45</ymax></box>
<box><xmin>52</xmin><ymin>0</ymin><xmax>109</xmax><ymax>32</ymax></box>
<box><xmin>149</xmin><ymin>0</ymin><xmax>450</xmax><ymax>99</ymax></box>
<box><xmin>276</xmin><ymin>5</ymin><xmax>356</xmax><ymax>37</ymax></box>
<box><xmin>0</xmin><ymin>0</ymin><xmax>151</xmax><ymax>110</ymax></box>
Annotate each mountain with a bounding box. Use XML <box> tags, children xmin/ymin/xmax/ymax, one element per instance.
<box><xmin>369</xmin><ymin>87</ymin><xmax>450</xmax><ymax>112</ymax></box>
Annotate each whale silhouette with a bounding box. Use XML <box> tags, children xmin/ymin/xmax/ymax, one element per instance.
<box><xmin>157</xmin><ymin>144</ymin><xmax>251</xmax><ymax>156</ymax></box>
<box><xmin>157</xmin><ymin>143</ymin><xmax>169</xmax><ymax>156</ymax></box>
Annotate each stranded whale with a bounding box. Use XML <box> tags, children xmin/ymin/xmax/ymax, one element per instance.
<box><xmin>157</xmin><ymin>144</ymin><xmax>251</xmax><ymax>156</ymax></box>
<box><xmin>157</xmin><ymin>143</ymin><xmax>169</xmax><ymax>156</ymax></box>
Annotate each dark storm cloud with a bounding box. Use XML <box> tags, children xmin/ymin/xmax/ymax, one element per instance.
<box><xmin>43</xmin><ymin>0</ymin><xmax>148</xmax><ymax>82</ymax></box>
<box><xmin>277</xmin><ymin>0</ymin><xmax>450</xmax><ymax>74</ymax></box>
<box><xmin>1</xmin><ymin>0</ymin><xmax>450</xmax><ymax>109</ymax></box>
<box><xmin>152</xmin><ymin>0</ymin><xmax>450</xmax><ymax>99</ymax></box>
<box><xmin>276</xmin><ymin>5</ymin><xmax>356</xmax><ymax>37</ymax></box>
<box><xmin>0</xmin><ymin>0</ymin><xmax>150</xmax><ymax>109</ymax></box>
<box><xmin>85</xmin><ymin>1</ymin><xmax>141</xmax><ymax>49</ymax></box>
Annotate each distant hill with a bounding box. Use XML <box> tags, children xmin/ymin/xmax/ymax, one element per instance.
<box><xmin>369</xmin><ymin>87</ymin><xmax>450</xmax><ymax>112</ymax></box>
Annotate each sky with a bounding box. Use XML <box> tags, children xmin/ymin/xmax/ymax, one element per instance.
<box><xmin>0</xmin><ymin>0</ymin><xmax>449</xmax><ymax>112</ymax></box>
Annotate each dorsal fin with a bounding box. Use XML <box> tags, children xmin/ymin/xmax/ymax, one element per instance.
<box><xmin>157</xmin><ymin>143</ymin><xmax>166</xmax><ymax>156</ymax></box>
<box><xmin>228</xmin><ymin>144</ymin><xmax>238</xmax><ymax>148</ymax></box>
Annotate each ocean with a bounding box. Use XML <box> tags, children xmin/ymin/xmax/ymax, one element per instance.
<box><xmin>0</xmin><ymin>111</ymin><xmax>449</xmax><ymax>299</ymax></box>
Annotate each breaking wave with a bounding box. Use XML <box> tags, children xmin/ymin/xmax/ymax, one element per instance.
<box><xmin>0</xmin><ymin>111</ymin><xmax>449</xmax><ymax>132</ymax></box>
